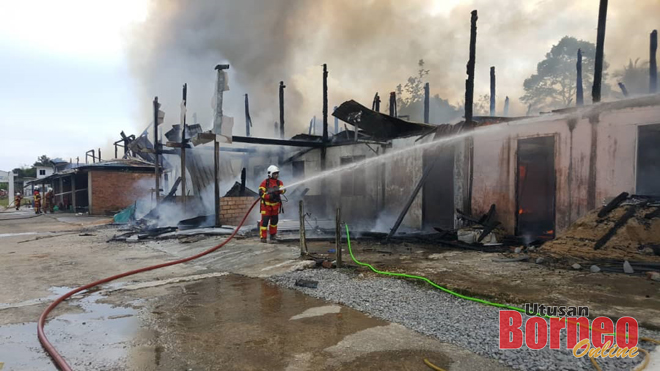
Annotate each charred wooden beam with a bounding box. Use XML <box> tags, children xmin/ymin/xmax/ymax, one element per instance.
<box><xmin>424</xmin><ymin>83</ymin><xmax>430</xmax><ymax>123</ymax></box>
<box><xmin>389</xmin><ymin>92</ymin><xmax>397</xmax><ymax>117</ymax></box>
<box><xmin>595</xmin><ymin>204</ymin><xmax>642</xmax><ymax>250</ymax></box>
<box><xmin>598</xmin><ymin>192</ymin><xmax>629</xmax><ymax>218</ymax></box>
<box><xmin>181</xmin><ymin>83</ymin><xmax>187</xmax><ymax>205</ymax></box>
<box><xmin>323</xmin><ymin>64</ymin><xmax>329</xmax><ymax>143</ymax></box>
<box><xmin>231</xmin><ymin>135</ymin><xmax>324</xmax><ymax>148</ymax></box>
<box><xmin>503</xmin><ymin>96</ymin><xmax>510</xmax><ymax>117</ymax></box>
<box><xmin>245</xmin><ymin>94</ymin><xmax>252</xmax><ymax>137</ymax></box>
<box><xmin>592</xmin><ymin>0</ymin><xmax>608</xmax><ymax>103</ymax></box>
<box><xmin>576</xmin><ymin>49</ymin><xmax>584</xmax><ymax>106</ymax></box>
<box><xmin>386</xmin><ymin>156</ymin><xmax>440</xmax><ymax>242</ymax></box>
<box><xmin>153</xmin><ymin>96</ymin><xmax>160</xmax><ymax>203</ymax></box>
<box><xmin>372</xmin><ymin>93</ymin><xmax>381</xmax><ymax>112</ymax></box>
<box><xmin>651</xmin><ymin>30</ymin><xmax>658</xmax><ymax>94</ymax></box>
<box><xmin>465</xmin><ymin>10</ymin><xmax>478</xmax><ymax>123</ymax></box>
<box><xmin>279</xmin><ymin>81</ymin><xmax>286</xmax><ymax>138</ymax></box>
<box><xmin>618</xmin><ymin>82</ymin><xmax>629</xmax><ymax>97</ymax></box>
<box><xmin>490</xmin><ymin>67</ymin><xmax>496</xmax><ymax>116</ymax></box>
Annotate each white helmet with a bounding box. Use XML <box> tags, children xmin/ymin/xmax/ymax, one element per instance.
<box><xmin>267</xmin><ymin>165</ymin><xmax>280</xmax><ymax>178</ymax></box>
<box><xmin>16</xmin><ymin>192</ymin><xmax>20</xmax><ymax>196</ymax></box>
<box><xmin>48</xmin><ymin>188</ymin><xmax>53</xmax><ymax>192</ymax></box>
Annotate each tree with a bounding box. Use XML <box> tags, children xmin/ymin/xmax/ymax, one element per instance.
<box><xmin>521</xmin><ymin>36</ymin><xmax>609</xmax><ymax>112</ymax></box>
<box><xmin>392</xmin><ymin>59</ymin><xmax>461</xmax><ymax>123</ymax></box>
<box><xmin>12</xmin><ymin>166</ymin><xmax>36</xmax><ymax>178</ymax></box>
<box><xmin>33</xmin><ymin>155</ymin><xmax>51</xmax><ymax>167</ymax></box>
<box><xmin>613</xmin><ymin>58</ymin><xmax>649</xmax><ymax>96</ymax></box>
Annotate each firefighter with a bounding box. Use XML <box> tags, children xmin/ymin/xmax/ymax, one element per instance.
<box><xmin>44</xmin><ymin>188</ymin><xmax>55</xmax><ymax>213</ymax></box>
<box><xmin>258</xmin><ymin>165</ymin><xmax>286</xmax><ymax>243</ymax></box>
<box><xmin>34</xmin><ymin>189</ymin><xmax>42</xmax><ymax>214</ymax></box>
<box><xmin>14</xmin><ymin>192</ymin><xmax>22</xmax><ymax>210</ymax></box>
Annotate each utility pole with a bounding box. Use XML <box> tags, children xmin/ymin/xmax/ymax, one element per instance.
<box><xmin>592</xmin><ymin>0</ymin><xmax>608</xmax><ymax>103</ymax></box>
<box><xmin>576</xmin><ymin>49</ymin><xmax>584</xmax><ymax>106</ymax></box>
<box><xmin>489</xmin><ymin>66</ymin><xmax>496</xmax><ymax>116</ymax></box>
<box><xmin>465</xmin><ymin>10</ymin><xmax>478</xmax><ymax>123</ymax></box>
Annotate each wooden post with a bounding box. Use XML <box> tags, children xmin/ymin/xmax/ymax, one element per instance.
<box><xmin>98</xmin><ymin>148</ymin><xmax>101</xmax><ymax>161</ymax></box>
<box><xmin>335</xmin><ymin>207</ymin><xmax>342</xmax><ymax>267</ymax></box>
<box><xmin>71</xmin><ymin>174</ymin><xmax>76</xmax><ymax>212</ymax></box>
<box><xmin>153</xmin><ymin>96</ymin><xmax>160</xmax><ymax>204</ymax></box>
<box><xmin>181</xmin><ymin>83</ymin><xmax>187</xmax><ymax>207</ymax></box>
<box><xmin>389</xmin><ymin>92</ymin><xmax>397</xmax><ymax>117</ymax></box>
<box><xmin>299</xmin><ymin>200</ymin><xmax>307</xmax><ymax>256</ymax></box>
<box><xmin>322</xmin><ymin>64</ymin><xmax>328</xmax><ymax>144</ymax></box>
<box><xmin>592</xmin><ymin>0</ymin><xmax>608</xmax><ymax>103</ymax></box>
<box><xmin>503</xmin><ymin>96</ymin><xmax>510</xmax><ymax>117</ymax></box>
<box><xmin>424</xmin><ymin>82</ymin><xmax>430</xmax><ymax>123</ymax></box>
<box><xmin>214</xmin><ymin>139</ymin><xmax>220</xmax><ymax>227</ymax></box>
<box><xmin>465</xmin><ymin>10</ymin><xmax>478</xmax><ymax>124</ymax></box>
<box><xmin>651</xmin><ymin>30</ymin><xmax>658</xmax><ymax>94</ymax></box>
<box><xmin>334</xmin><ymin>106</ymin><xmax>339</xmax><ymax>134</ymax></box>
<box><xmin>576</xmin><ymin>49</ymin><xmax>584</xmax><ymax>106</ymax></box>
<box><xmin>244</xmin><ymin>94</ymin><xmax>251</xmax><ymax>137</ymax></box>
<box><xmin>489</xmin><ymin>66</ymin><xmax>496</xmax><ymax>116</ymax></box>
<box><xmin>372</xmin><ymin>93</ymin><xmax>381</xmax><ymax>112</ymax></box>
<box><xmin>618</xmin><ymin>82</ymin><xmax>629</xmax><ymax>97</ymax></box>
<box><xmin>279</xmin><ymin>81</ymin><xmax>285</xmax><ymax>138</ymax></box>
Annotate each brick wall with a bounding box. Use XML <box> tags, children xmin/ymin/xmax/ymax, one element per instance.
<box><xmin>89</xmin><ymin>171</ymin><xmax>154</xmax><ymax>215</ymax></box>
<box><xmin>220</xmin><ymin>196</ymin><xmax>260</xmax><ymax>226</ymax></box>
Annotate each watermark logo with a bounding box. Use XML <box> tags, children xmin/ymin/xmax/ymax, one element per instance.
<box><xmin>499</xmin><ymin>305</ymin><xmax>639</xmax><ymax>359</ymax></box>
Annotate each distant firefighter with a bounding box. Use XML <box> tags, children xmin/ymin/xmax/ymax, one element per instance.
<box><xmin>14</xmin><ymin>192</ymin><xmax>22</xmax><ymax>210</ymax></box>
<box><xmin>33</xmin><ymin>189</ymin><xmax>42</xmax><ymax>214</ymax></box>
<box><xmin>44</xmin><ymin>188</ymin><xmax>55</xmax><ymax>213</ymax></box>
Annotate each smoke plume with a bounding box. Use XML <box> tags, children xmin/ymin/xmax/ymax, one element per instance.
<box><xmin>129</xmin><ymin>0</ymin><xmax>660</xmax><ymax>135</ymax></box>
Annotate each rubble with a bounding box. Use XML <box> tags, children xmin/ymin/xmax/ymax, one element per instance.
<box><xmin>541</xmin><ymin>195</ymin><xmax>660</xmax><ymax>263</ymax></box>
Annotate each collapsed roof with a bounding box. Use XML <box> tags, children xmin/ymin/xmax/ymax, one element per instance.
<box><xmin>333</xmin><ymin>100</ymin><xmax>436</xmax><ymax>140</ymax></box>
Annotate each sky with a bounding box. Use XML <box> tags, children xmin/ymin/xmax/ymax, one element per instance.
<box><xmin>0</xmin><ymin>0</ymin><xmax>148</xmax><ymax>171</ymax></box>
<box><xmin>0</xmin><ymin>0</ymin><xmax>658</xmax><ymax>172</ymax></box>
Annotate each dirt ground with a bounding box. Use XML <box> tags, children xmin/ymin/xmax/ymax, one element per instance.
<box><xmin>0</xmin><ymin>210</ymin><xmax>508</xmax><ymax>371</ymax></box>
<box><xmin>305</xmin><ymin>240</ymin><xmax>660</xmax><ymax>330</ymax></box>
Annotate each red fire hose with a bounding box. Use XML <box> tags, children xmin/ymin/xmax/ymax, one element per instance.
<box><xmin>37</xmin><ymin>199</ymin><xmax>260</xmax><ymax>371</ymax></box>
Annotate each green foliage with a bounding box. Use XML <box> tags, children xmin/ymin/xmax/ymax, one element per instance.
<box><xmin>393</xmin><ymin>59</ymin><xmax>461</xmax><ymax>123</ymax></box>
<box><xmin>33</xmin><ymin>155</ymin><xmax>52</xmax><ymax>167</ymax></box>
<box><xmin>0</xmin><ymin>182</ymin><xmax>7</xmax><ymax>191</ymax></box>
<box><xmin>613</xmin><ymin>58</ymin><xmax>649</xmax><ymax>96</ymax></box>
<box><xmin>521</xmin><ymin>36</ymin><xmax>609</xmax><ymax>112</ymax></box>
<box><xmin>12</xmin><ymin>166</ymin><xmax>36</xmax><ymax>178</ymax></box>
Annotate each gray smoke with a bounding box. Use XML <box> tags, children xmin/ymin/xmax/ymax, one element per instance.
<box><xmin>128</xmin><ymin>0</ymin><xmax>660</xmax><ymax>135</ymax></box>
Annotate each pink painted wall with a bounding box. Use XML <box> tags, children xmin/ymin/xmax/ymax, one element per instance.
<box><xmin>470</xmin><ymin>99</ymin><xmax>660</xmax><ymax>235</ymax></box>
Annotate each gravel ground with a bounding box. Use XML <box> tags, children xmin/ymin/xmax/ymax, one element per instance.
<box><xmin>270</xmin><ymin>269</ymin><xmax>659</xmax><ymax>371</ymax></box>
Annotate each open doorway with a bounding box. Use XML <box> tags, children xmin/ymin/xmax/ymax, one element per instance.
<box><xmin>516</xmin><ymin>136</ymin><xmax>556</xmax><ymax>241</ymax></box>
<box><xmin>637</xmin><ymin>124</ymin><xmax>660</xmax><ymax>196</ymax></box>
<box><xmin>422</xmin><ymin>145</ymin><xmax>454</xmax><ymax>230</ymax></box>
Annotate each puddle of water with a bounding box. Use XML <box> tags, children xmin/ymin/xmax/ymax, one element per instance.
<box><xmin>0</xmin><ymin>287</ymin><xmax>141</xmax><ymax>371</ymax></box>
<box><xmin>128</xmin><ymin>275</ymin><xmax>386</xmax><ymax>371</ymax></box>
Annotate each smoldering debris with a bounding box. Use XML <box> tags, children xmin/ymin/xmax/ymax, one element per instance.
<box><xmin>540</xmin><ymin>194</ymin><xmax>660</xmax><ymax>263</ymax></box>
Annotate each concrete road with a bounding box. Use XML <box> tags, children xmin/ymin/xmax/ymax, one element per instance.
<box><xmin>0</xmin><ymin>210</ymin><xmax>509</xmax><ymax>370</ymax></box>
